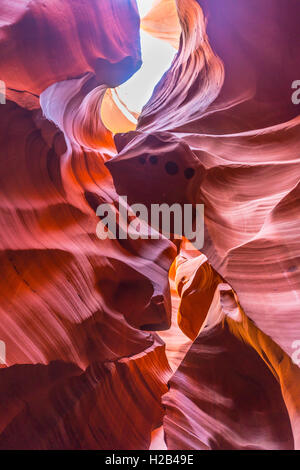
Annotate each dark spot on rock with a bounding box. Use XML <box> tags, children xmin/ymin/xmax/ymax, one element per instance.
<box><xmin>149</xmin><ymin>155</ymin><xmax>158</xmax><ymax>165</ymax></box>
<box><xmin>165</xmin><ymin>161</ymin><xmax>179</xmax><ymax>175</ymax></box>
<box><xmin>138</xmin><ymin>155</ymin><xmax>146</xmax><ymax>165</ymax></box>
<box><xmin>184</xmin><ymin>167</ymin><xmax>195</xmax><ymax>179</ymax></box>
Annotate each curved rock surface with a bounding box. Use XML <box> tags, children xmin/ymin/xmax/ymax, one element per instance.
<box><xmin>0</xmin><ymin>0</ymin><xmax>300</xmax><ymax>450</ymax></box>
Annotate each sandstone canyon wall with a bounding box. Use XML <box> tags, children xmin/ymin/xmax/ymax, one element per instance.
<box><xmin>0</xmin><ymin>0</ymin><xmax>299</xmax><ymax>450</ymax></box>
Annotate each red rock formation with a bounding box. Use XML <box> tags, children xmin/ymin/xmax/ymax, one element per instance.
<box><xmin>164</xmin><ymin>320</ymin><xmax>295</xmax><ymax>450</ymax></box>
<box><xmin>109</xmin><ymin>0</ymin><xmax>300</xmax><ymax>358</ymax></box>
<box><xmin>141</xmin><ymin>0</ymin><xmax>181</xmax><ymax>49</ymax></box>
<box><xmin>106</xmin><ymin>0</ymin><xmax>300</xmax><ymax>449</ymax></box>
<box><xmin>0</xmin><ymin>338</ymin><xmax>170</xmax><ymax>450</ymax></box>
<box><xmin>0</xmin><ymin>0</ymin><xmax>174</xmax><ymax>450</ymax></box>
<box><xmin>0</xmin><ymin>0</ymin><xmax>300</xmax><ymax>451</ymax></box>
<box><xmin>164</xmin><ymin>257</ymin><xmax>300</xmax><ymax>449</ymax></box>
<box><xmin>0</xmin><ymin>0</ymin><xmax>142</xmax><ymax>95</ymax></box>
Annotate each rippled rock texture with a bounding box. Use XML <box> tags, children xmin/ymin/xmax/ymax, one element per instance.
<box><xmin>0</xmin><ymin>0</ymin><xmax>299</xmax><ymax>450</ymax></box>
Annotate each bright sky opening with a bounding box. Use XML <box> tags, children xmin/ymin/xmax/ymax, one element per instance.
<box><xmin>114</xmin><ymin>0</ymin><xmax>177</xmax><ymax>114</ymax></box>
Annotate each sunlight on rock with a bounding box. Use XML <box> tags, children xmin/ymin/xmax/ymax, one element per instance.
<box><xmin>102</xmin><ymin>0</ymin><xmax>178</xmax><ymax>133</ymax></box>
<box><xmin>117</xmin><ymin>30</ymin><xmax>177</xmax><ymax>115</ymax></box>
